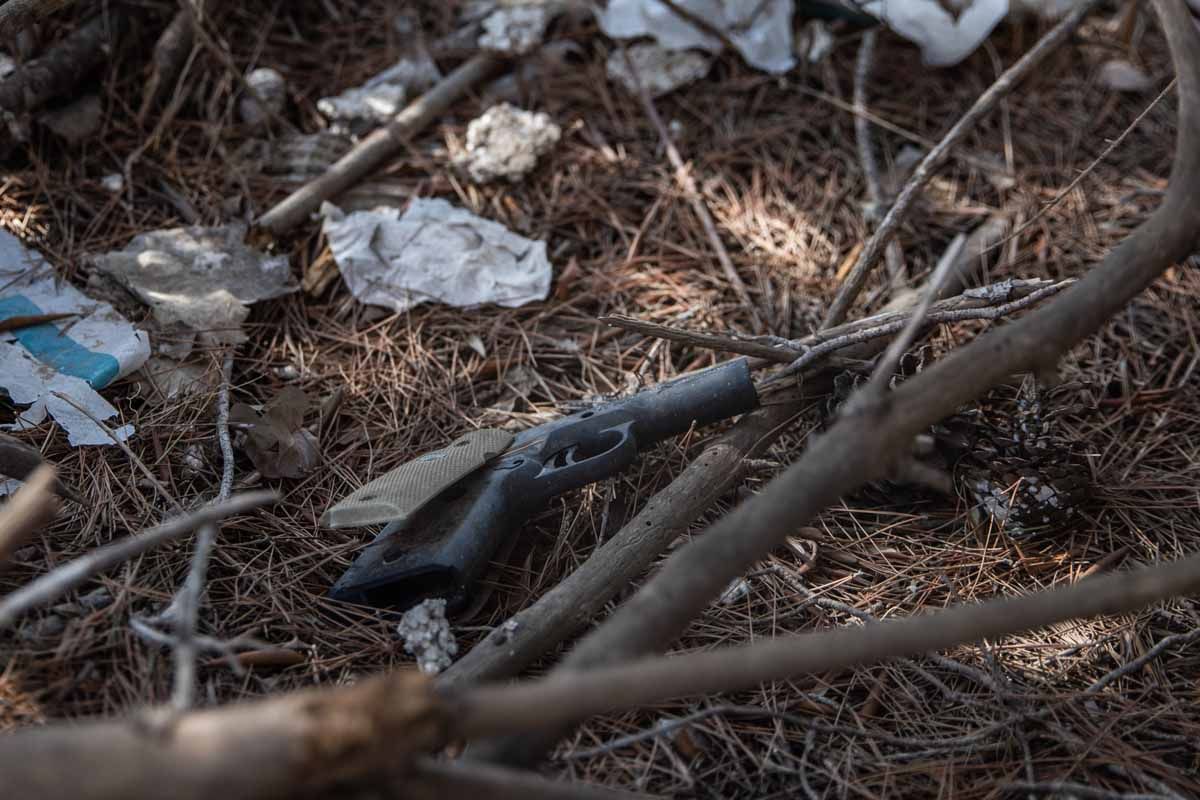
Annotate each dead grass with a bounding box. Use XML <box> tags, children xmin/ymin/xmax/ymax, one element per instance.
<box><xmin>1</xmin><ymin>2</ymin><xmax>1198</xmax><ymax>797</ymax></box>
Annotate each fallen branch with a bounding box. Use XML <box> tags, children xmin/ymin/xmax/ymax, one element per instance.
<box><xmin>478</xmin><ymin>0</ymin><xmax>1200</xmax><ymax>764</ymax></box>
<box><xmin>257</xmin><ymin>52</ymin><xmax>508</xmax><ymax>235</ymax></box>
<box><xmin>454</xmin><ymin>549</ymin><xmax>1200</xmax><ymax>740</ymax></box>
<box><xmin>822</xmin><ymin>0</ymin><xmax>1102</xmax><ymax>327</ymax></box>
<box><xmin>0</xmin><ymin>490</ymin><xmax>276</xmax><ymax>629</ymax></box>
<box><xmin>0</xmin><ymin>464</ymin><xmax>58</xmax><ymax>566</ymax></box>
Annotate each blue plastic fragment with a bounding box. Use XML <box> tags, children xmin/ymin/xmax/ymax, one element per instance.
<box><xmin>0</xmin><ymin>295</ymin><xmax>121</xmax><ymax>389</ymax></box>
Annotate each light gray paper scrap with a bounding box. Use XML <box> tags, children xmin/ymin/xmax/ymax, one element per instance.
<box><xmin>321</xmin><ymin>198</ymin><xmax>552</xmax><ymax>313</ymax></box>
<box><xmin>90</xmin><ymin>223</ymin><xmax>297</xmax><ymax>345</ymax></box>
<box><xmin>597</xmin><ymin>0</ymin><xmax>795</xmax><ymax>74</ymax></box>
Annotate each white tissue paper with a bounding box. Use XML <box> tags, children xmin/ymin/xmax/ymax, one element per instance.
<box><xmin>597</xmin><ymin>0</ymin><xmax>796</xmax><ymax>74</ymax></box>
<box><xmin>321</xmin><ymin>198</ymin><xmax>552</xmax><ymax>313</ymax></box>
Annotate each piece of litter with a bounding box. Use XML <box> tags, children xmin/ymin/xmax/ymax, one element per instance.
<box><xmin>718</xmin><ymin>577</ymin><xmax>751</xmax><ymax>605</ymax></box>
<box><xmin>466</xmin><ymin>334</ymin><xmax>487</xmax><ymax>359</ymax></box>
<box><xmin>90</xmin><ymin>223</ymin><xmax>297</xmax><ymax>348</ymax></box>
<box><xmin>320</xmin><ymin>197</ymin><xmax>552</xmax><ymax>313</ymax></box>
<box><xmin>100</xmin><ymin>173</ymin><xmax>124</xmax><ymax>193</ymax></box>
<box><xmin>396</xmin><ymin>598</ymin><xmax>458</xmax><ymax>674</ymax></box>
<box><xmin>457</xmin><ymin>102</ymin><xmax>560</xmax><ymax>183</ymax></box>
<box><xmin>860</xmin><ymin>0</ymin><xmax>1007</xmax><ymax>67</ymax></box>
<box><xmin>239</xmin><ymin>67</ymin><xmax>287</xmax><ymax>128</ymax></box>
<box><xmin>1097</xmin><ymin>60</ymin><xmax>1154</xmax><ymax>93</ymax></box>
<box><xmin>478</xmin><ymin>2</ymin><xmax>554</xmax><ymax>55</ymax></box>
<box><xmin>796</xmin><ymin>20</ymin><xmax>835</xmax><ymax>64</ymax></box>
<box><xmin>317</xmin><ymin>54</ymin><xmax>441</xmax><ymax>136</ymax></box>
<box><xmin>605</xmin><ymin>42</ymin><xmax>712</xmax><ymax>98</ymax></box>
<box><xmin>597</xmin><ymin>0</ymin><xmax>796</xmax><ymax>75</ymax></box>
<box><xmin>0</xmin><ymin>230</ymin><xmax>149</xmax><ymax>446</ymax></box>
<box><xmin>38</xmin><ymin>93</ymin><xmax>102</xmax><ymax>143</ymax></box>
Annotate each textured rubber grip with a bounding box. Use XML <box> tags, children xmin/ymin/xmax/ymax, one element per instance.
<box><xmin>320</xmin><ymin>428</ymin><xmax>514</xmax><ymax>529</ymax></box>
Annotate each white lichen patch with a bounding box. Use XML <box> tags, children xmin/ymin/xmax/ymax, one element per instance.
<box><xmin>457</xmin><ymin>103</ymin><xmax>560</xmax><ymax>183</ymax></box>
<box><xmin>478</xmin><ymin>4</ymin><xmax>552</xmax><ymax>55</ymax></box>
<box><xmin>396</xmin><ymin>598</ymin><xmax>458</xmax><ymax>674</ymax></box>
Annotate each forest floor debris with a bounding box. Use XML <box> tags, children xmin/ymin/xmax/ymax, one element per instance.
<box><xmin>0</xmin><ymin>2</ymin><xmax>1196</xmax><ymax>798</ymax></box>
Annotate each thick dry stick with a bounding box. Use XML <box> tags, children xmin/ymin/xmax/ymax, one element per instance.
<box><xmin>0</xmin><ymin>11</ymin><xmax>125</xmax><ymax>113</ymax></box>
<box><xmin>0</xmin><ymin>491</ymin><xmax>276</xmax><ymax>629</ymax></box>
<box><xmin>0</xmin><ymin>464</ymin><xmax>58</xmax><ymax>565</ymax></box>
<box><xmin>439</xmin><ymin>396</ymin><xmax>808</xmax><ymax>686</ymax></box>
<box><xmin>821</xmin><ymin>0</ymin><xmax>1102</xmax><ymax>327</ymax></box>
<box><xmin>138</xmin><ymin>2</ymin><xmax>207</xmax><ymax>122</ymax></box>
<box><xmin>482</xmin><ymin>0</ymin><xmax>1200</xmax><ymax>763</ymax></box>
<box><xmin>0</xmin><ymin>0</ymin><xmax>75</xmax><ymax>37</ymax></box>
<box><xmin>0</xmin><ymin>671</ymin><xmax>444</xmax><ymax>800</ymax></box>
<box><xmin>0</xmin><ymin>432</ymin><xmax>79</xmax><ymax>501</ymax></box>
<box><xmin>620</xmin><ymin>47</ymin><xmax>766</xmax><ymax>333</ymax></box>
<box><xmin>455</xmin><ymin>548</ymin><xmax>1200</xmax><ymax>739</ymax></box>
<box><xmin>257</xmin><ymin>53</ymin><xmax>507</xmax><ymax>235</ymax></box>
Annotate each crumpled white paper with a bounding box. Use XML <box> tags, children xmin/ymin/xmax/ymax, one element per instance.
<box><xmin>862</xmin><ymin>0</ymin><xmax>1007</xmax><ymax>67</ymax></box>
<box><xmin>0</xmin><ymin>229</ymin><xmax>148</xmax><ymax>447</ymax></box>
<box><xmin>321</xmin><ymin>198</ymin><xmax>552</xmax><ymax>313</ymax></box>
<box><xmin>863</xmin><ymin>0</ymin><xmax>1090</xmax><ymax>67</ymax></box>
<box><xmin>597</xmin><ymin>0</ymin><xmax>796</xmax><ymax>74</ymax></box>
<box><xmin>90</xmin><ymin>223</ymin><xmax>297</xmax><ymax>347</ymax></box>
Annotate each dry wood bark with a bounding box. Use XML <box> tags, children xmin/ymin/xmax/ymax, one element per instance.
<box><xmin>474</xmin><ymin>0</ymin><xmax>1200</xmax><ymax>765</ymax></box>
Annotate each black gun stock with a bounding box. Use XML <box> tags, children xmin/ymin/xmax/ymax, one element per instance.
<box><xmin>329</xmin><ymin>357</ymin><xmax>760</xmax><ymax>611</ymax></box>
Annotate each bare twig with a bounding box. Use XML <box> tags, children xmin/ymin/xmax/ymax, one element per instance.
<box><xmin>0</xmin><ymin>0</ymin><xmax>76</xmax><ymax>38</ymax></box>
<box><xmin>258</xmin><ymin>52</ymin><xmax>508</xmax><ymax>235</ymax></box>
<box><xmin>0</xmin><ymin>464</ymin><xmax>58</xmax><ymax>566</ymax></box>
<box><xmin>0</xmin><ymin>491</ymin><xmax>277</xmax><ymax>630</ymax></box>
<box><xmin>171</xmin><ymin>352</ymin><xmax>236</xmax><ymax>710</ymax></box>
<box><xmin>822</xmin><ymin>0</ymin><xmax>1102</xmax><ymax>327</ymax></box>
<box><xmin>604</xmin><ymin>278</ymin><xmax>1068</xmax><ymax>370</ymax></box>
<box><xmin>854</xmin><ymin>28</ymin><xmax>906</xmax><ymax>293</ymax></box>
<box><xmin>771</xmin><ymin>281</ymin><xmax>1070</xmax><ymax>379</ymax></box>
<box><xmin>618</xmin><ymin>46</ymin><xmax>766</xmax><ymax>333</ymax></box>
